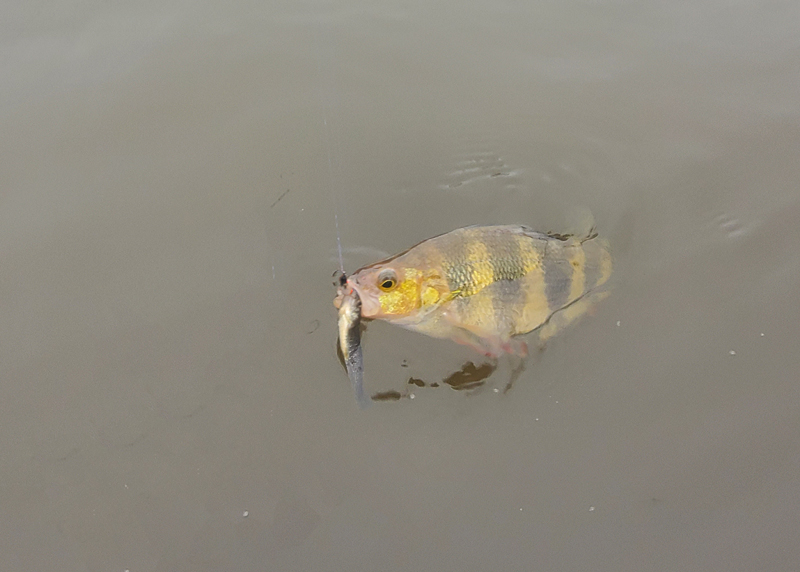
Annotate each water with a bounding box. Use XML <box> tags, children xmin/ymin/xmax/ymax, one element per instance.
<box><xmin>2</xmin><ymin>1</ymin><xmax>799</xmax><ymax>570</ymax></box>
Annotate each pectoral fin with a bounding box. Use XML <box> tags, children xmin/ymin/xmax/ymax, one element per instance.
<box><xmin>537</xmin><ymin>290</ymin><xmax>610</xmax><ymax>345</ymax></box>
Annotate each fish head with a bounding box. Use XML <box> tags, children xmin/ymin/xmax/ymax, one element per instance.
<box><xmin>345</xmin><ymin>263</ymin><xmax>447</xmax><ymax>320</ymax></box>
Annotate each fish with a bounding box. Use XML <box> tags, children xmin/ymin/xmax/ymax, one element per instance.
<box><xmin>337</xmin><ymin>274</ymin><xmax>371</xmax><ymax>408</ymax></box>
<box><xmin>333</xmin><ymin>225</ymin><xmax>612</xmax><ymax>358</ymax></box>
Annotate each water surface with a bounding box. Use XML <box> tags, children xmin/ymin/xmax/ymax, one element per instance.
<box><xmin>2</xmin><ymin>1</ymin><xmax>799</xmax><ymax>570</ymax></box>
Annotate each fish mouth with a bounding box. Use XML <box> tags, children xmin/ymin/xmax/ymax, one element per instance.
<box><xmin>347</xmin><ymin>279</ymin><xmax>382</xmax><ymax>318</ymax></box>
<box><xmin>333</xmin><ymin>278</ymin><xmax>381</xmax><ymax>318</ymax></box>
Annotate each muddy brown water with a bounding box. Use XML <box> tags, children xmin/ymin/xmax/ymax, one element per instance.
<box><xmin>2</xmin><ymin>2</ymin><xmax>800</xmax><ymax>571</ymax></box>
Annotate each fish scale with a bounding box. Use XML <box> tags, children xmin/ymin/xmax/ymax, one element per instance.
<box><xmin>442</xmin><ymin>229</ymin><xmax>539</xmax><ymax>295</ymax></box>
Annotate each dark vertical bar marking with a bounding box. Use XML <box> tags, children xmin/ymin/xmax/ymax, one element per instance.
<box><xmin>487</xmin><ymin>232</ymin><xmax>523</xmax><ymax>282</ymax></box>
<box><xmin>543</xmin><ymin>242</ymin><xmax>572</xmax><ymax>311</ymax></box>
<box><xmin>443</xmin><ymin>235</ymin><xmax>471</xmax><ymax>295</ymax></box>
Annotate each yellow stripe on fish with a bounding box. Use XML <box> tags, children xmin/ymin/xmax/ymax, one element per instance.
<box><xmin>342</xmin><ymin>225</ymin><xmax>611</xmax><ymax>357</ymax></box>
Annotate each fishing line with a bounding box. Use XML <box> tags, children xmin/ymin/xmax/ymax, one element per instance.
<box><xmin>317</xmin><ymin>19</ymin><xmax>346</xmax><ymax>275</ymax></box>
<box><xmin>323</xmin><ymin>114</ymin><xmax>345</xmax><ymax>274</ymax></box>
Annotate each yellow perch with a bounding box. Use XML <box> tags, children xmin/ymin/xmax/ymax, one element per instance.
<box><xmin>333</xmin><ymin>225</ymin><xmax>611</xmax><ymax>358</ymax></box>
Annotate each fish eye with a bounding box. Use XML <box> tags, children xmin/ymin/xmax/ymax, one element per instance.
<box><xmin>377</xmin><ymin>270</ymin><xmax>398</xmax><ymax>291</ymax></box>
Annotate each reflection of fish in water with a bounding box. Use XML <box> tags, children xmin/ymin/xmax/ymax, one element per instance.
<box><xmin>372</xmin><ymin>361</ymin><xmax>499</xmax><ymax>401</ymax></box>
<box><xmin>336</xmin><ymin>274</ymin><xmax>371</xmax><ymax>408</ymax></box>
<box><xmin>334</xmin><ymin>225</ymin><xmax>612</xmax><ymax>361</ymax></box>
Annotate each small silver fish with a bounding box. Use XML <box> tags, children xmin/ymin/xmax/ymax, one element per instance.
<box><xmin>337</xmin><ymin>275</ymin><xmax>370</xmax><ymax>408</ymax></box>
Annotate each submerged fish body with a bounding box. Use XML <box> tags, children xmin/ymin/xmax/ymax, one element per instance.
<box><xmin>337</xmin><ymin>278</ymin><xmax>370</xmax><ymax>408</ymax></box>
<box><xmin>335</xmin><ymin>225</ymin><xmax>612</xmax><ymax>357</ymax></box>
